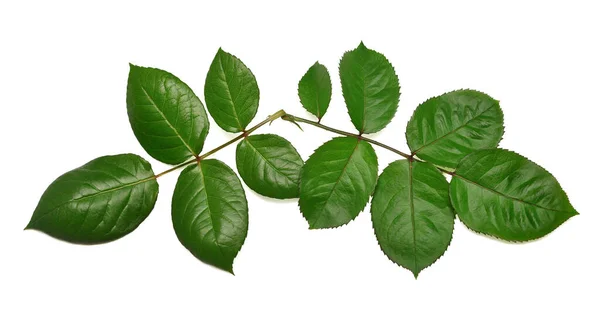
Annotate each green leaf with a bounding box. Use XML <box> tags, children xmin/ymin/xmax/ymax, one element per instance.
<box><xmin>339</xmin><ymin>42</ymin><xmax>400</xmax><ymax>134</ymax></box>
<box><xmin>127</xmin><ymin>64</ymin><xmax>210</xmax><ymax>165</ymax></box>
<box><xmin>298</xmin><ymin>62</ymin><xmax>332</xmax><ymax>120</ymax></box>
<box><xmin>26</xmin><ymin>154</ymin><xmax>159</xmax><ymax>244</ymax></box>
<box><xmin>204</xmin><ymin>48</ymin><xmax>259</xmax><ymax>133</ymax></box>
<box><xmin>299</xmin><ymin>136</ymin><xmax>378</xmax><ymax>229</ymax></box>
<box><xmin>406</xmin><ymin>89</ymin><xmax>504</xmax><ymax>168</ymax></box>
<box><xmin>171</xmin><ymin>159</ymin><xmax>248</xmax><ymax>273</ymax></box>
<box><xmin>236</xmin><ymin>134</ymin><xmax>303</xmax><ymax>199</ymax></box>
<box><xmin>371</xmin><ymin>160</ymin><xmax>454</xmax><ymax>277</ymax></box>
<box><xmin>450</xmin><ymin>149</ymin><xmax>578</xmax><ymax>241</ymax></box>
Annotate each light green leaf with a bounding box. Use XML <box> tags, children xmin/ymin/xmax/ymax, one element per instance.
<box><xmin>406</xmin><ymin>89</ymin><xmax>504</xmax><ymax>168</ymax></box>
<box><xmin>450</xmin><ymin>149</ymin><xmax>578</xmax><ymax>241</ymax></box>
<box><xmin>339</xmin><ymin>42</ymin><xmax>400</xmax><ymax>134</ymax></box>
<box><xmin>26</xmin><ymin>154</ymin><xmax>159</xmax><ymax>244</ymax></box>
<box><xmin>371</xmin><ymin>160</ymin><xmax>454</xmax><ymax>277</ymax></box>
<box><xmin>127</xmin><ymin>64</ymin><xmax>209</xmax><ymax>165</ymax></box>
<box><xmin>236</xmin><ymin>134</ymin><xmax>303</xmax><ymax>199</ymax></box>
<box><xmin>299</xmin><ymin>136</ymin><xmax>378</xmax><ymax>229</ymax></box>
<box><xmin>172</xmin><ymin>159</ymin><xmax>248</xmax><ymax>273</ymax></box>
<box><xmin>204</xmin><ymin>48</ymin><xmax>259</xmax><ymax>133</ymax></box>
<box><xmin>298</xmin><ymin>62</ymin><xmax>332</xmax><ymax>120</ymax></box>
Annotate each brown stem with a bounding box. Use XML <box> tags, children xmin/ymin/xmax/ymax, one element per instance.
<box><xmin>154</xmin><ymin>109</ymin><xmax>287</xmax><ymax>178</ymax></box>
<box><xmin>282</xmin><ymin>114</ymin><xmax>455</xmax><ymax>176</ymax></box>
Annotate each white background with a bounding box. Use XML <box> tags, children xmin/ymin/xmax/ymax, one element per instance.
<box><xmin>1</xmin><ymin>1</ymin><xmax>598</xmax><ymax>327</ymax></box>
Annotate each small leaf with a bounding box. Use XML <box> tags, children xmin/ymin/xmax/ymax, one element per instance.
<box><xmin>298</xmin><ymin>62</ymin><xmax>332</xmax><ymax>120</ymax></box>
<box><xmin>205</xmin><ymin>48</ymin><xmax>259</xmax><ymax>133</ymax></box>
<box><xmin>236</xmin><ymin>134</ymin><xmax>303</xmax><ymax>199</ymax></box>
<box><xmin>406</xmin><ymin>89</ymin><xmax>504</xmax><ymax>168</ymax></box>
<box><xmin>339</xmin><ymin>42</ymin><xmax>400</xmax><ymax>134</ymax></box>
<box><xmin>26</xmin><ymin>154</ymin><xmax>159</xmax><ymax>244</ymax></box>
<box><xmin>450</xmin><ymin>149</ymin><xmax>578</xmax><ymax>241</ymax></box>
<box><xmin>371</xmin><ymin>160</ymin><xmax>454</xmax><ymax>277</ymax></box>
<box><xmin>172</xmin><ymin>159</ymin><xmax>248</xmax><ymax>273</ymax></box>
<box><xmin>127</xmin><ymin>64</ymin><xmax>210</xmax><ymax>165</ymax></box>
<box><xmin>299</xmin><ymin>136</ymin><xmax>378</xmax><ymax>229</ymax></box>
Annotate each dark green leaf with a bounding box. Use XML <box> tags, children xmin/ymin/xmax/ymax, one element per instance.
<box><xmin>172</xmin><ymin>159</ymin><xmax>248</xmax><ymax>273</ymax></box>
<box><xmin>339</xmin><ymin>42</ymin><xmax>400</xmax><ymax>134</ymax></box>
<box><xmin>450</xmin><ymin>149</ymin><xmax>578</xmax><ymax>241</ymax></box>
<box><xmin>127</xmin><ymin>64</ymin><xmax>209</xmax><ymax>165</ymax></box>
<box><xmin>406</xmin><ymin>89</ymin><xmax>504</xmax><ymax>168</ymax></box>
<box><xmin>298</xmin><ymin>62</ymin><xmax>332</xmax><ymax>120</ymax></box>
<box><xmin>371</xmin><ymin>160</ymin><xmax>454</xmax><ymax>277</ymax></box>
<box><xmin>26</xmin><ymin>154</ymin><xmax>159</xmax><ymax>244</ymax></box>
<box><xmin>299</xmin><ymin>136</ymin><xmax>378</xmax><ymax>229</ymax></box>
<box><xmin>236</xmin><ymin>134</ymin><xmax>303</xmax><ymax>199</ymax></box>
<box><xmin>204</xmin><ymin>49</ymin><xmax>259</xmax><ymax>133</ymax></box>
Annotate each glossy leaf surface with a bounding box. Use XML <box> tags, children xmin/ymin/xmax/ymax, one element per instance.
<box><xmin>236</xmin><ymin>134</ymin><xmax>303</xmax><ymax>199</ymax></box>
<box><xmin>450</xmin><ymin>149</ymin><xmax>578</xmax><ymax>241</ymax></box>
<box><xmin>27</xmin><ymin>154</ymin><xmax>159</xmax><ymax>244</ymax></box>
<box><xmin>172</xmin><ymin>159</ymin><xmax>248</xmax><ymax>273</ymax></box>
<box><xmin>339</xmin><ymin>42</ymin><xmax>400</xmax><ymax>134</ymax></box>
<box><xmin>298</xmin><ymin>62</ymin><xmax>332</xmax><ymax>120</ymax></box>
<box><xmin>406</xmin><ymin>90</ymin><xmax>504</xmax><ymax>168</ymax></box>
<box><xmin>371</xmin><ymin>160</ymin><xmax>454</xmax><ymax>277</ymax></box>
<box><xmin>299</xmin><ymin>136</ymin><xmax>378</xmax><ymax>229</ymax></box>
<box><xmin>127</xmin><ymin>64</ymin><xmax>209</xmax><ymax>164</ymax></box>
<box><xmin>205</xmin><ymin>49</ymin><xmax>259</xmax><ymax>132</ymax></box>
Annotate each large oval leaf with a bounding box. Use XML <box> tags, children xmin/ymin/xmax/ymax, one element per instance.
<box><xmin>26</xmin><ymin>154</ymin><xmax>159</xmax><ymax>244</ymax></box>
<box><xmin>406</xmin><ymin>89</ymin><xmax>504</xmax><ymax>168</ymax></box>
<box><xmin>298</xmin><ymin>62</ymin><xmax>332</xmax><ymax>121</ymax></box>
<box><xmin>339</xmin><ymin>42</ymin><xmax>400</xmax><ymax>134</ymax></box>
<box><xmin>204</xmin><ymin>48</ymin><xmax>259</xmax><ymax>133</ymax></box>
<box><xmin>127</xmin><ymin>64</ymin><xmax>209</xmax><ymax>165</ymax></box>
<box><xmin>172</xmin><ymin>159</ymin><xmax>248</xmax><ymax>273</ymax></box>
<box><xmin>371</xmin><ymin>160</ymin><xmax>454</xmax><ymax>277</ymax></box>
<box><xmin>236</xmin><ymin>134</ymin><xmax>303</xmax><ymax>199</ymax></box>
<box><xmin>299</xmin><ymin>136</ymin><xmax>378</xmax><ymax>229</ymax></box>
<box><xmin>450</xmin><ymin>149</ymin><xmax>578</xmax><ymax>241</ymax></box>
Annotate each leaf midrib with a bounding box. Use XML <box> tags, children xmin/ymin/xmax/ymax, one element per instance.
<box><xmin>408</xmin><ymin>160</ymin><xmax>418</xmax><ymax>274</ymax></box>
<box><xmin>311</xmin><ymin>139</ymin><xmax>360</xmax><ymax>227</ymax></box>
<box><xmin>454</xmin><ymin>174</ymin><xmax>576</xmax><ymax>214</ymax></box>
<box><xmin>245</xmin><ymin>139</ymin><xmax>297</xmax><ymax>184</ymax></box>
<box><xmin>31</xmin><ymin>176</ymin><xmax>155</xmax><ymax>225</ymax></box>
<box><xmin>217</xmin><ymin>55</ymin><xmax>243</xmax><ymax>131</ymax></box>
<box><xmin>140</xmin><ymin>85</ymin><xmax>196</xmax><ymax>156</ymax></box>
<box><xmin>412</xmin><ymin>102</ymin><xmax>497</xmax><ymax>155</ymax></box>
<box><xmin>196</xmin><ymin>162</ymin><xmax>227</xmax><ymax>260</ymax></box>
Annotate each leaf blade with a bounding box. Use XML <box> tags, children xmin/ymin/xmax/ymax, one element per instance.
<box><xmin>236</xmin><ymin>134</ymin><xmax>303</xmax><ymax>199</ymax></box>
<box><xmin>298</xmin><ymin>62</ymin><xmax>332</xmax><ymax>120</ymax></box>
<box><xmin>371</xmin><ymin>160</ymin><xmax>455</xmax><ymax>277</ymax></box>
<box><xmin>339</xmin><ymin>42</ymin><xmax>400</xmax><ymax>134</ymax></box>
<box><xmin>26</xmin><ymin>154</ymin><xmax>159</xmax><ymax>244</ymax></box>
<box><xmin>299</xmin><ymin>136</ymin><xmax>378</xmax><ymax>229</ymax></box>
<box><xmin>450</xmin><ymin>149</ymin><xmax>577</xmax><ymax>241</ymax></box>
<box><xmin>204</xmin><ymin>49</ymin><xmax>259</xmax><ymax>132</ymax></box>
<box><xmin>171</xmin><ymin>159</ymin><xmax>248</xmax><ymax>273</ymax></box>
<box><xmin>406</xmin><ymin>89</ymin><xmax>504</xmax><ymax>168</ymax></box>
<box><xmin>127</xmin><ymin>64</ymin><xmax>210</xmax><ymax>165</ymax></box>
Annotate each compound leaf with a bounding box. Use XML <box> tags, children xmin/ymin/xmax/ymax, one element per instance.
<box><xmin>127</xmin><ymin>64</ymin><xmax>209</xmax><ymax>165</ymax></box>
<box><xmin>299</xmin><ymin>136</ymin><xmax>378</xmax><ymax>229</ymax></box>
<box><xmin>298</xmin><ymin>62</ymin><xmax>332</xmax><ymax>120</ymax></box>
<box><xmin>450</xmin><ymin>149</ymin><xmax>578</xmax><ymax>241</ymax></box>
<box><xmin>236</xmin><ymin>134</ymin><xmax>303</xmax><ymax>199</ymax></box>
<box><xmin>371</xmin><ymin>160</ymin><xmax>454</xmax><ymax>278</ymax></box>
<box><xmin>406</xmin><ymin>89</ymin><xmax>504</xmax><ymax>168</ymax></box>
<box><xmin>205</xmin><ymin>48</ymin><xmax>259</xmax><ymax>133</ymax></box>
<box><xmin>26</xmin><ymin>154</ymin><xmax>159</xmax><ymax>244</ymax></box>
<box><xmin>339</xmin><ymin>42</ymin><xmax>400</xmax><ymax>134</ymax></box>
<box><xmin>172</xmin><ymin>159</ymin><xmax>248</xmax><ymax>273</ymax></box>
